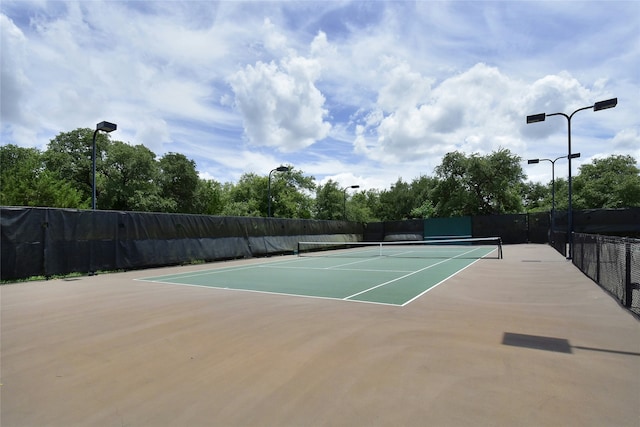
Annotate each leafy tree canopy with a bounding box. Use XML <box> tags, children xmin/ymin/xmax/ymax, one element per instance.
<box><xmin>2</xmin><ymin>128</ymin><xmax>638</xmax><ymax>219</ymax></box>
<box><xmin>433</xmin><ymin>149</ymin><xmax>525</xmax><ymax>216</ymax></box>
<box><xmin>572</xmin><ymin>155</ymin><xmax>640</xmax><ymax>209</ymax></box>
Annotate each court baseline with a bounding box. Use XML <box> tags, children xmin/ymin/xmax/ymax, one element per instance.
<box><xmin>137</xmin><ymin>246</ymin><xmax>494</xmax><ymax>306</ymax></box>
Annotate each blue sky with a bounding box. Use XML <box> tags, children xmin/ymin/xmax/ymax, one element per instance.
<box><xmin>2</xmin><ymin>1</ymin><xmax>638</xmax><ymax>190</ymax></box>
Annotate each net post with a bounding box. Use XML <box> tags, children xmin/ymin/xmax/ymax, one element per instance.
<box><xmin>498</xmin><ymin>237</ymin><xmax>503</xmax><ymax>259</ymax></box>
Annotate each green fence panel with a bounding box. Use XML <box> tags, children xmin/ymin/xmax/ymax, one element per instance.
<box><xmin>424</xmin><ymin>217</ymin><xmax>472</xmax><ymax>240</ymax></box>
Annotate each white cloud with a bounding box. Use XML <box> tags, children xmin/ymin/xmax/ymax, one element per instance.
<box><xmin>319</xmin><ymin>171</ymin><xmax>387</xmax><ymax>193</ymax></box>
<box><xmin>133</xmin><ymin>117</ymin><xmax>171</xmax><ymax>155</ymax></box>
<box><xmin>228</xmin><ymin>55</ymin><xmax>331</xmax><ymax>152</ymax></box>
<box><xmin>354</xmin><ymin>63</ymin><xmax>523</xmax><ymax>164</ymax></box>
<box><xmin>1</xmin><ymin>14</ymin><xmax>30</xmax><ymax>124</ymax></box>
<box><xmin>376</xmin><ymin>61</ymin><xmax>433</xmax><ymax>111</ymax></box>
<box><xmin>1</xmin><ymin>0</ymin><xmax>638</xmax><ymax>190</ymax></box>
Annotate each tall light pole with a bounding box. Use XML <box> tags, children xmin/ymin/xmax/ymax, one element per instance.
<box><xmin>527</xmin><ymin>153</ymin><xmax>580</xmax><ymax>234</ymax></box>
<box><xmin>526</xmin><ymin>97</ymin><xmax>617</xmax><ymax>259</ymax></box>
<box><xmin>268</xmin><ymin>165</ymin><xmax>290</xmax><ymax>217</ymax></box>
<box><xmin>92</xmin><ymin>121</ymin><xmax>117</xmax><ymax>210</ymax></box>
<box><xmin>342</xmin><ymin>185</ymin><xmax>360</xmax><ymax>220</ymax></box>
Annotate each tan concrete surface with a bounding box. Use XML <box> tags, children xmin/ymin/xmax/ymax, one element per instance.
<box><xmin>1</xmin><ymin>244</ymin><xmax>638</xmax><ymax>426</ymax></box>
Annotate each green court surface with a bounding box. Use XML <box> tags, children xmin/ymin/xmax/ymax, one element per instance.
<box><xmin>138</xmin><ymin>245</ymin><xmax>498</xmax><ymax>306</ymax></box>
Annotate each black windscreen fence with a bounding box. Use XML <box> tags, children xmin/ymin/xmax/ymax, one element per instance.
<box><xmin>366</xmin><ymin>213</ymin><xmax>550</xmax><ymax>245</ymax></box>
<box><xmin>3</xmin><ymin>207</ymin><xmax>639</xmax><ymax>284</ymax></box>
<box><xmin>527</xmin><ymin>212</ymin><xmax>551</xmax><ymax>244</ymax></box>
<box><xmin>381</xmin><ymin>219</ymin><xmax>424</xmax><ymax>241</ymax></box>
<box><xmin>472</xmin><ymin>214</ymin><xmax>529</xmax><ymax>244</ymax></box>
<box><xmin>362</xmin><ymin>221</ymin><xmax>384</xmax><ymax>242</ymax></box>
<box><xmin>553</xmin><ymin>208</ymin><xmax>640</xmax><ymax>238</ymax></box>
<box><xmin>1</xmin><ymin>207</ymin><xmax>363</xmax><ymax>280</ymax></box>
<box><xmin>572</xmin><ymin>233</ymin><xmax>640</xmax><ymax>316</ymax></box>
<box><xmin>550</xmin><ymin>231</ymin><xmax>568</xmax><ymax>257</ymax></box>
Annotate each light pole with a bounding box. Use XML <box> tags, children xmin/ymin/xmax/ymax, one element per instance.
<box><xmin>268</xmin><ymin>165</ymin><xmax>290</xmax><ymax>217</ymax></box>
<box><xmin>92</xmin><ymin>121</ymin><xmax>117</xmax><ymax>210</ymax></box>
<box><xmin>526</xmin><ymin>97</ymin><xmax>617</xmax><ymax>259</ymax></box>
<box><xmin>342</xmin><ymin>185</ymin><xmax>360</xmax><ymax>220</ymax></box>
<box><xmin>527</xmin><ymin>153</ymin><xmax>580</xmax><ymax>234</ymax></box>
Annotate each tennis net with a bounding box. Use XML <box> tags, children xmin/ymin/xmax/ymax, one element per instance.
<box><xmin>297</xmin><ymin>237</ymin><xmax>503</xmax><ymax>259</ymax></box>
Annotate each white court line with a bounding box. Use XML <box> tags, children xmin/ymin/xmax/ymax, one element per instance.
<box><xmin>344</xmin><ymin>246</ymin><xmax>486</xmax><ymax>301</ymax></box>
<box><xmin>136</xmin><ymin>245</ymin><xmax>496</xmax><ymax>306</ymax></box>
<box><xmin>261</xmin><ymin>255</ymin><xmax>409</xmax><ymax>271</ymax></box>
<box><xmin>135</xmin><ymin>264</ymin><xmax>261</xmax><ymax>282</ymax></box>
<box><xmin>325</xmin><ymin>256</ymin><xmax>387</xmax><ymax>269</ymax></box>
<box><xmin>259</xmin><ymin>265</ymin><xmax>414</xmax><ymax>273</ymax></box>
<box><xmin>136</xmin><ymin>276</ymin><xmax>404</xmax><ymax>307</ymax></box>
<box><xmin>136</xmin><ymin>250</ymin><xmax>408</xmax><ymax>283</ymax></box>
<box><xmin>135</xmin><ymin>256</ymin><xmax>311</xmax><ymax>282</ymax></box>
<box><xmin>400</xmin><ymin>257</ymin><xmax>485</xmax><ymax>306</ymax></box>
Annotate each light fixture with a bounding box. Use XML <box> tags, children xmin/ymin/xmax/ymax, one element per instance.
<box><xmin>343</xmin><ymin>185</ymin><xmax>360</xmax><ymax>220</ymax></box>
<box><xmin>526</xmin><ymin>98</ymin><xmax>616</xmax><ymax>259</ymax></box>
<box><xmin>268</xmin><ymin>165</ymin><xmax>291</xmax><ymax>217</ymax></box>
<box><xmin>92</xmin><ymin>121</ymin><xmax>117</xmax><ymax>210</ymax></box>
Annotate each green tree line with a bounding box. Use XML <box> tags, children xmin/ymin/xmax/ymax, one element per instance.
<box><xmin>1</xmin><ymin>128</ymin><xmax>639</xmax><ymax>221</ymax></box>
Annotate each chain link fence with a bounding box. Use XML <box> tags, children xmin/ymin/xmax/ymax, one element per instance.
<box><xmin>572</xmin><ymin>233</ymin><xmax>640</xmax><ymax>316</ymax></box>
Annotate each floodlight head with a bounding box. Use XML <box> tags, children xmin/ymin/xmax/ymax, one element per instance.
<box><xmin>593</xmin><ymin>98</ymin><xmax>617</xmax><ymax>111</ymax></box>
<box><xmin>526</xmin><ymin>113</ymin><xmax>546</xmax><ymax>124</ymax></box>
<box><xmin>96</xmin><ymin>121</ymin><xmax>117</xmax><ymax>133</ymax></box>
<box><xmin>527</xmin><ymin>159</ymin><xmax>540</xmax><ymax>164</ymax></box>
<box><xmin>276</xmin><ymin>166</ymin><xmax>290</xmax><ymax>172</ymax></box>
<box><xmin>569</xmin><ymin>152</ymin><xmax>581</xmax><ymax>159</ymax></box>
<box><xmin>350</xmin><ymin>185</ymin><xmax>360</xmax><ymax>189</ymax></box>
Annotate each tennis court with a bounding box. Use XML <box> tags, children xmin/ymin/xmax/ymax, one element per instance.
<box><xmin>2</xmin><ymin>244</ymin><xmax>638</xmax><ymax>427</ymax></box>
<box><xmin>137</xmin><ymin>239</ymin><xmax>502</xmax><ymax>306</ymax></box>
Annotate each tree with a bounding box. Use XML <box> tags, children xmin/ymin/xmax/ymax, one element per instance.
<box><xmin>359</xmin><ymin>189</ymin><xmax>383</xmax><ymax>222</ymax></box>
<box><xmin>192</xmin><ymin>179</ymin><xmax>224</xmax><ymax>215</ymax></box>
<box><xmin>481</xmin><ymin>148</ymin><xmax>525</xmax><ymax>213</ymax></box>
<box><xmin>20</xmin><ymin>126</ymin><xmax>640</xmax><ymax>219</ymax></box>
<box><xmin>432</xmin><ymin>149</ymin><xmax>525</xmax><ymax>216</ymax></box>
<box><xmin>1</xmin><ymin>144</ymin><xmax>42</xmax><ymax>206</ymax></box>
<box><xmin>314</xmin><ymin>180</ymin><xmax>343</xmax><ymax>220</ymax></box>
<box><xmin>219</xmin><ymin>168</ymin><xmax>315</xmax><ymax>218</ymax></box>
<box><xmin>271</xmin><ymin>168</ymin><xmax>316</xmax><ymax>219</ymax></box>
<box><xmin>159</xmin><ymin>153</ymin><xmax>199</xmax><ymax>213</ymax></box>
<box><xmin>572</xmin><ymin>155</ymin><xmax>640</xmax><ymax>209</ymax></box>
<box><xmin>432</xmin><ymin>152</ymin><xmax>473</xmax><ymax>217</ymax></box>
<box><xmin>410</xmin><ymin>200</ymin><xmax>435</xmax><ymax>219</ymax></box>
<box><xmin>521</xmin><ymin>181</ymin><xmax>551</xmax><ymax>212</ymax></box>
<box><xmin>0</xmin><ymin>144</ymin><xmax>85</xmax><ymax>208</ymax></box>
<box><xmin>43</xmin><ymin>128</ymin><xmax>111</xmax><ymax>205</ymax></box>
<box><xmin>348</xmin><ymin>191</ymin><xmax>377</xmax><ymax>222</ymax></box>
<box><xmin>378</xmin><ymin>178</ymin><xmax>414</xmax><ymax>220</ymax></box>
<box><xmin>221</xmin><ymin>173</ymin><xmax>265</xmax><ymax>217</ymax></box>
<box><xmin>409</xmin><ymin>175</ymin><xmax>438</xmax><ymax>219</ymax></box>
<box><xmin>549</xmin><ymin>178</ymin><xmax>569</xmax><ymax>211</ymax></box>
<box><xmin>100</xmin><ymin>141</ymin><xmax>170</xmax><ymax>211</ymax></box>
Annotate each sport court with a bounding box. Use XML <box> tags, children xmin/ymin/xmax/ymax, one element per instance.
<box><xmin>137</xmin><ymin>239</ymin><xmax>501</xmax><ymax>306</ymax></box>
<box><xmin>1</xmin><ymin>244</ymin><xmax>638</xmax><ymax>427</ymax></box>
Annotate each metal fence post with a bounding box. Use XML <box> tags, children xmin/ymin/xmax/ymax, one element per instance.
<box><xmin>625</xmin><ymin>239</ymin><xmax>632</xmax><ymax>307</ymax></box>
<box><xmin>596</xmin><ymin>236</ymin><xmax>600</xmax><ymax>285</ymax></box>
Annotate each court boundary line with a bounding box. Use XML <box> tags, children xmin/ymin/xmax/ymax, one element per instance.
<box><xmin>344</xmin><ymin>253</ymin><xmax>463</xmax><ymax>300</ymax></box>
<box><xmin>259</xmin><ymin>265</ymin><xmax>415</xmax><ymax>273</ymax></box>
<box><xmin>136</xmin><ymin>246</ymin><xmax>497</xmax><ymax>306</ymax></box>
<box><xmin>400</xmin><ymin>256</ymin><xmax>485</xmax><ymax>306</ymax></box>
<box><xmin>136</xmin><ymin>279</ymin><xmax>404</xmax><ymax>307</ymax></box>
<box><xmin>135</xmin><ymin>256</ymin><xmax>313</xmax><ymax>282</ymax></box>
<box><xmin>345</xmin><ymin>246</ymin><xmax>489</xmax><ymax>302</ymax></box>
